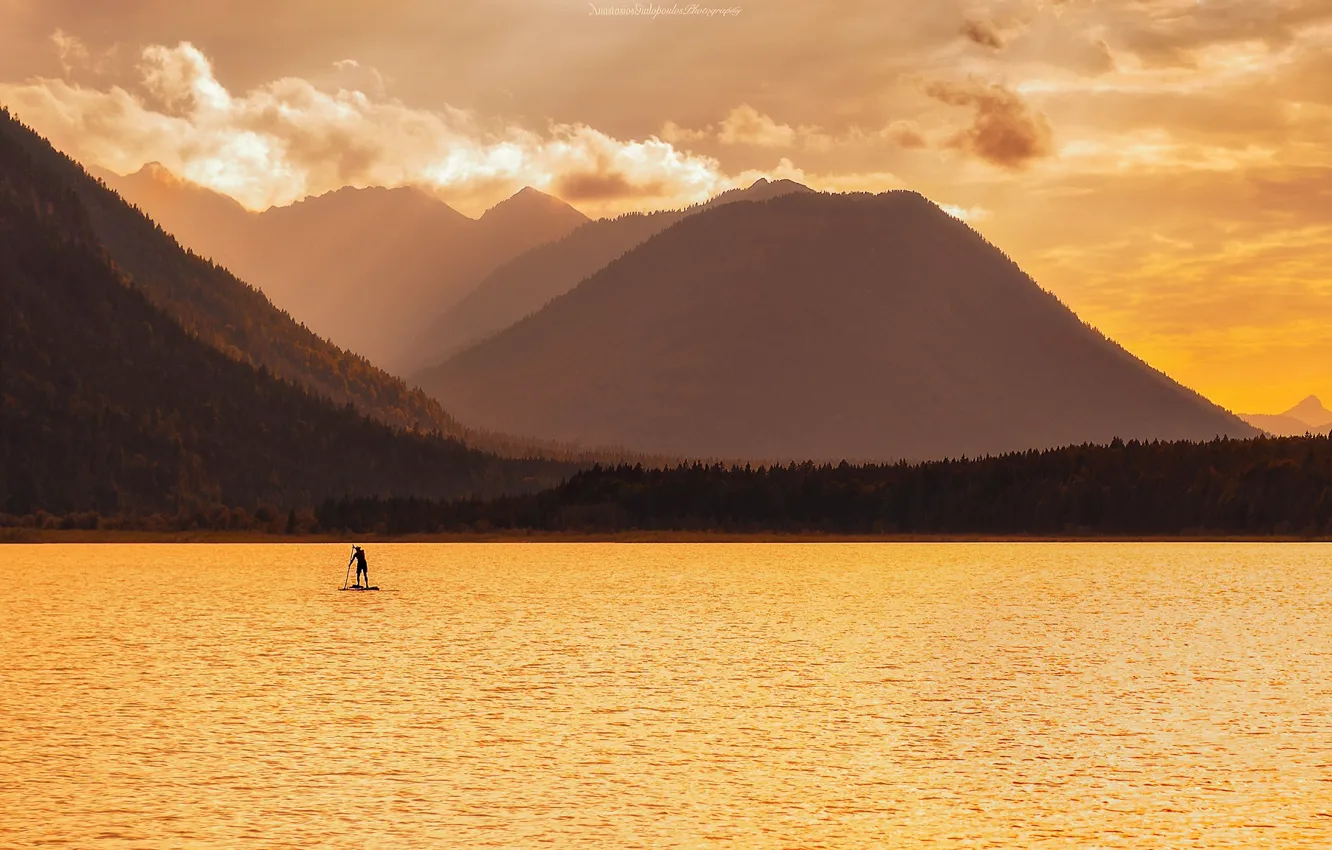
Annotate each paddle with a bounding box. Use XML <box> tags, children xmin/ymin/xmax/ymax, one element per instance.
<box><xmin>342</xmin><ymin>545</ymin><xmax>355</xmax><ymax>590</ymax></box>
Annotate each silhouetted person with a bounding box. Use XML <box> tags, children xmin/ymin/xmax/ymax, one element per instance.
<box><xmin>352</xmin><ymin>545</ymin><xmax>369</xmax><ymax>587</ymax></box>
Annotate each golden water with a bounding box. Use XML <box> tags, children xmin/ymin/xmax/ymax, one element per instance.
<box><xmin>3</xmin><ymin>543</ymin><xmax>1332</xmax><ymax>847</ymax></box>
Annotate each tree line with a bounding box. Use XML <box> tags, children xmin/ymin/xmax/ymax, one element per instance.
<box><xmin>310</xmin><ymin>435</ymin><xmax>1332</xmax><ymax>536</ymax></box>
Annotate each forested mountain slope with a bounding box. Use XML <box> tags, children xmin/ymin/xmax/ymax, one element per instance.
<box><xmin>1</xmin><ymin>108</ymin><xmax>468</xmax><ymax>436</ymax></box>
<box><xmin>0</xmin><ymin>108</ymin><xmax>574</xmax><ymax>515</ymax></box>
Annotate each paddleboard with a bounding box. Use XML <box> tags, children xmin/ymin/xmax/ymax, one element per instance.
<box><xmin>340</xmin><ymin>586</ymin><xmax>380</xmax><ymax>591</ymax></box>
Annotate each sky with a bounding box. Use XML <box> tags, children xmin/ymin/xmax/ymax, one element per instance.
<box><xmin>1</xmin><ymin>0</ymin><xmax>1329</xmax><ymax>414</ymax></box>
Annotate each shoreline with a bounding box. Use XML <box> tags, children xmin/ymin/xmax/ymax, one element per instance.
<box><xmin>4</xmin><ymin>529</ymin><xmax>1330</xmax><ymax>544</ymax></box>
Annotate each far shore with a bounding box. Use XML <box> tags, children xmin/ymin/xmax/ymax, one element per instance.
<box><xmin>4</xmin><ymin>529</ymin><xmax>1329</xmax><ymax>544</ymax></box>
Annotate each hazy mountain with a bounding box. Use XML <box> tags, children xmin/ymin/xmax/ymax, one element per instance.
<box><xmin>1240</xmin><ymin>396</ymin><xmax>1332</xmax><ymax>436</ymax></box>
<box><xmin>407</xmin><ymin>178</ymin><xmax>813</xmax><ymax>370</ymax></box>
<box><xmin>1</xmin><ymin>107</ymin><xmax>466</xmax><ymax>437</ymax></box>
<box><xmin>0</xmin><ymin>108</ymin><xmax>573</xmax><ymax>515</ymax></box>
<box><xmin>411</xmin><ymin>210</ymin><xmax>685</xmax><ymax>368</ymax></box>
<box><xmin>417</xmin><ymin>191</ymin><xmax>1256</xmax><ymax>461</ymax></box>
<box><xmin>702</xmin><ymin>177</ymin><xmax>814</xmax><ymax>208</ymax></box>
<box><xmin>1240</xmin><ymin>414</ymin><xmax>1318</xmax><ymax>437</ymax></box>
<box><xmin>98</xmin><ymin>163</ymin><xmax>589</xmax><ymax>369</ymax></box>
<box><xmin>236</xmin><ymin>184</ymin><xmax>478</xmax><ymax>365</ymax></box>
<box><xmin>94</xmin><ymin>162</ymin><xmax>255</xmax><ymax>264</ymax></box>
<box><xmin>1284</xmin><ymin>395</ymin><xmax>1332</xmax><ymax>429</ymax></box>
<box><xmin>478</xmin><ymin>185</ymin><xmax>591</xmax><ymax>244</ymax></box>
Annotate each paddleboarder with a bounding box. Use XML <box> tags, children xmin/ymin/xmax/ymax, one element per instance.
<box><xmin>351</xmin><ymin>545</ymin><xmax>369</xmax><ymax>588</ymax></box>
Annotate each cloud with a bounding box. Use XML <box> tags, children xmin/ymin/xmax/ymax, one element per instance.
<box><xmin>659</xmin><ymin>119</ymin><xmax>712</xmax><ymax>144</ymax></box>
<box><xmin>925</xmin><ymin>79</ymin><xmax>1054</xmax><ymax>169</ymax></box>
<box><xmin>665</xmin><ymin>105</ymin><xmax>835</xmax><ymax>151</ymax></box>
<box><xmin>940</xmin><ymin>203</ymin><xmax>991</xmax><ymax>221</ymax></box>
<box><xmin>667</xmin><ymin>105</ymin><xmax>835</xmax><ymax>152</ymax></box>
<box><xmin>49</xmin><ymin>28</ymin><xmax>116</xmax><ymax>76</ymax></box>
<box><xmin>1100</xmin><ymin>0</ymin><xmax>1332</xmax><ymax>68</ymax></box>
<box><xmin>718</xmin><ymin>104</ymin><xmax>799</xmax><ymax>147</ymax></box>
<box><xmin>555</xmin><ymin>170</ymin><xmax>667</xmax><ymax>201</ymax></box>
<box><xmin>0</xmin><ymin>40</ymin><xmax>759</xmax><ymax>215</ymax></box>
<box><xmin>961</xmin><ymin>19</ymin><xmax>1004</xmax><ymax>50</ymax></box>
<box><xmin>50</xmin><ymin>29</ymin><xmax>88</xmax><ymax>74</ymax></box>
<box><xmin>883</xmin><ymin>120</ymin><xmax>928</xmax><ymax>149</ymax></box>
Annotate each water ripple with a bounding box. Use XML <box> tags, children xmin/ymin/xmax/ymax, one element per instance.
<box><xmin>2</xmin><ymin>542</ymin><xmax>1332</xmax><ymax>847</ymax></box>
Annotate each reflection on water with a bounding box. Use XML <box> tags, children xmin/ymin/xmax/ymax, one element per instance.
<box><xmin>2</xmin><ymin>543</ymin><xmax>1332</xmax><ymax>846</ymax></box>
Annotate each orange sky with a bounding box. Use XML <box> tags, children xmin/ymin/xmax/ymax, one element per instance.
<box><xmin>1</xmin><ymin>0</ymin><xmax>1329</xmax><ymax>414</ymax></box>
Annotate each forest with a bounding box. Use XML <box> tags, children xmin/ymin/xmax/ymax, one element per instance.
<box><xmin>312</xmin><ymin>435</ymin><xmax>1332</xmax><ymax>537</ymax></box>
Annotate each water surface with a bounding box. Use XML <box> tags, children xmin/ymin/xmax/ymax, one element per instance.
<box><xmin>3</xmin><ymin>543</ymin><xmax>1331</xmax><ymax>846</ymax></box>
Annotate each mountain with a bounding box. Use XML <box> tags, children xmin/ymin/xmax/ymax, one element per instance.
<box><xmin>0</xmin><ymin>108</ymin><xmax>474</xmax><ymax>437</ymax></box>
<box><xmin>99</xmin><ymin>165</ymin><xmax>589</xmax><ymax>369</ymax></box>
<box><xmin>416</xmin><ymin>191</ymin><xmax>1256</xmax><ymax>461</ymax></box>
<box><xmin>1284</xmin><ymin>395</ymin><xmax>1332</xmax><ymax>429</ymax></box>
<box><xmin>411</xmin><ymin>210</ymin><xmax>685</xmax><ymax>367</ymax></box>
<box><xmin>0</xmin><ymin>108</ymin><xmax>572</xmax><ymax>516</ymax></box>
<box><xmin>1240</xmin><ymin>396</ymin><xmax>1332</xmax><ymax>436</ymax></box>
<box><xmin>94</xmin><ymin>162</ymin><xmax>254</xmax><ymax>264</ymax></box>
<box><xmin>702</xmin><ymin>177</ymin><xmax>814</xmax><ymax>208</ymax></box>
<box><xmin>236</xmin><ymin>184</ymin><xmax>477</xmax><ymax>366</ymax></box>
<box><xmin>478</xmin><ymin>185</ymin><xmax>591</xmax><ymax>243</ymax></box>
<box><xmin>407</xmin><ymin>178</ymin><xmax>813</xmax><ymax>370</ymax></box>
<box><xmin>1240</xmin><ymin>414</ymin><xmax>1321</xmax><ymax>437</ymax></box>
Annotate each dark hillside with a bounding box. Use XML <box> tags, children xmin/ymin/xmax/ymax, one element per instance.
<box><xmin>1</xmin><ymin>108</ymin><xmax>468</xmax><ymax>437</ymax></box>
<box><xmin>0</xmin><ymin>116</ymin><xmax>573</xmax><ymax>515</ymax></box>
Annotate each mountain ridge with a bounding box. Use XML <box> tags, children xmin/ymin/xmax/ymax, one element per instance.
<box><xmin>407</xmin><ymin>178</ymin><xmax>815</xmax><ymax>370</ymax></box>
<box><xmin>1285</xmin><ymin>395</ymin><xmax>1332</xmax><ymax>428</ymax></box>
<box><xmin>1240</xmin><ymin>395</ymin><xmax>1332</xmax><ymax>436</ymax></box>
<box><xmin>417</xmin><ymin>189</ymin><xmax>1255</xmax><ymax>461</ymax></box>
<box><xmin>94</xmin><ymin>162</ymin><xmax>590</xmax><ymax>369</ymax></box>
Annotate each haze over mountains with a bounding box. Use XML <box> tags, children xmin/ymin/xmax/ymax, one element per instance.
<box><xmin>7</xmin><ymin>115</ymin><xmax>468</xmax><ymax>438</ymax></box>
<box><xmin>104</xmin><ymin>163</ymin><xmax>812</xmax><ymax>374</ymax></box>
<box><xmin>418</xmin><ymin>191</ymin><xmax>1255</xmax><ymax>461</ymax></box>
<box><xmin>6</xmin><ymin>104</ymin><xmax>1262</xmax><ymax>480</ymax></box>
<box><xmin>1240</xmin><ymin>396</ymin><xmax>1332</xmax><ymax>436</ymax></box>
<box><xmin>409</xmin><ymin>178</ymin><xmax>813</xmax><ymax>369</ymax></box>
<box><xmin>98</xmin><ymin>163</ymin><xmax>588</xmax><ymax>369</ymax></box>
<box><xmin>0</xmin><ymin>109</ymin><xmax>573</xmax><ymax>515</ymax></box>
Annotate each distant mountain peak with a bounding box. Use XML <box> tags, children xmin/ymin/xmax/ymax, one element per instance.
<box><xmin>97</xmin><ymin>160</ymin><xmax>253</xmax><ymax>235</ymax></box>
<box><xmin>744</xmin><ymin>177</ymin><xmax>811</xmax><ymax>192</ymax></box>
<box><xmin>704</xmin><ymin>177</ymin><xmax>814</xmax><ymax>209</ymax></box>
<box><xmin>136</xmin><ymin>160</ymin><xmax>177</xmax><ymax>180</ymax></box>
<box><xmin>264</xmin><ymin>182</ymin><xmax>468</xmax><ymax>224</ymax></box>
<box><xmin>481</xmin><ymin>186</ymin><xmax>588</xmax><ymax>222</ymax></box>
<box><xmin>304</xmin><ymin>183</ymin><xmax>435</xmax><ymax>203</ymax></box>
<box><xmin>1283</xmin><ymin>395</ymin><xmax>1332</xmax><ymax>427</ymax></box>
<box><xmin>121</xmin><ymin>161</ymin><xmax>204</xmax><ymax>191</ymax></box>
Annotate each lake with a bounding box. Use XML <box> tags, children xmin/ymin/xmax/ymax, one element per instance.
<box><xmin>3</xmin><ymin>543</ymin><xmax>1331</xmax><ymax>846</ymax></box>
